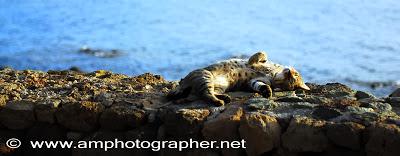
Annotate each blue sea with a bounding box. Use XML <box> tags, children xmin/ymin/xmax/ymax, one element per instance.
<box><xmin>0</xmin><ymin>0</ymin><xmax>399</xmax><ymax>96</ymax></box>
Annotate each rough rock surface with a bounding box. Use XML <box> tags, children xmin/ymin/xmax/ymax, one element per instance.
<box><xmin>282</xmin><ymin>116</ymin><xmax>329</xmax><ymax>152</ymax></box>
<box><xmin>0</xmin><ymin>68</ymin><xmax>399</xmax><ymax>156</ymax></box>
<box><xmin>239</xmin><ymin>112</ymin><xmax>281</xmax><ymax>156</ymax></box>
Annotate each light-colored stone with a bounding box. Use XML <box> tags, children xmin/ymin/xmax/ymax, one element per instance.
<box><xmin>282</xmin><ymin>116</ymin><xmax>329</xmax><ymax>152</ymax></box>
<box><xmin>202</xmin><ymin>104</ymin><xmax>245</xmax><ymax>156</ymax></box>
<box><xmin>239</xmin><ymin>112</ymin><xmax>281</xmax><ymax>156</ymax></box>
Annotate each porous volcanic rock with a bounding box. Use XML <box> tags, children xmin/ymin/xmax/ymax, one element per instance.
<box><xmin>0</xmin><ymin>100</ymin><xmax>36</xmax><ymax>130</ymax></box>
<box><xmin>282</xmin><ymin>116</ymin><xmax>330</xmax><ymax>152</ymax></box>
<box><xmin>0</xmin><ymin>68</ymin><xmax>399</xmax><ymax>156</ymax></box>
<box><xmin>239</xmin><ymin>112</ymin><xmax>281</xmax><ymax>156</ymax></box>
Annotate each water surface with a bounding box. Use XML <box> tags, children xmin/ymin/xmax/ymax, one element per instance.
<box><xmin>1</xmin><ymin>0</ymin><xmax>399</xmax><ymax>96</ymax></box>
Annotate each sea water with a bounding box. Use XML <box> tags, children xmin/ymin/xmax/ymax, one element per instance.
<box><xmin>0</xmin><ymin>0</ymin><xmax>399</xmax><ymax>96</ymax></box>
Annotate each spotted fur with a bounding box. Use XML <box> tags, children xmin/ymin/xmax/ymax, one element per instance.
<box><xmin>167</xmin><ymin>51</ymin><xmax>310</xmax><ymax>106</ymax></box>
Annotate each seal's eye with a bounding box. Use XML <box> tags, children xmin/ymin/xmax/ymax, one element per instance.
<box><xmin>259</xmin><ymin>60</ymin><xmax>266</xmax><ymax>63</ymax></box>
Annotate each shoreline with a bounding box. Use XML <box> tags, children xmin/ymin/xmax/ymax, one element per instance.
<box><xmin>0</xmin><ymin>68</ymin><xmax>399</xmax><ymax>155</ymax></box>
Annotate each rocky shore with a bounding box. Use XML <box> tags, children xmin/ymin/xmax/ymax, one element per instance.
<box><xmin>0</xmin><ymin>68</ymin><xmax>399</xmax><ymax>156</ymax></box>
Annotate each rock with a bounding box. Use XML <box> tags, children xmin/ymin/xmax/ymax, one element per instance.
<box><xmin>34</xmin><ymin>99</ymin><xmax>61</xmax><ymax>124</ymax></box>
<box><xmin>161</xmin><ymin>103</ymin><xmax>210</xmax><ymax>139</ymax></box>
<box><xmin>202</xmin><ymin>104</ymin><xmax>245</xmax><ymax>156</ymax></box>
<box><xmin>263</xmin><ymin>102</ymin><xmax>317</xmax><ymax>121</ymax></box>
<box><xmin>56</xmin><ymin>101</ymin><xmax>104</xmax><ymax>132</ymax></box>
<box><xmin>239</xmin><ymin>112</ymin><xmax>281</xmax><ymax>156</ymax></box>
<box><xmin>322</xmin><ymin>147</ymin><xmax>365</xmax><ymax>156</ymax></box>
<box><xmin>95</xmin><ymin>92</ymin><xmax>114</xmax><ymax>107</ymax></box>
<box><xmin>358</xmin><ymin>97</ymin><xmax>386</xmax><ymax>105</ymax></box>
<box><xmin>0</xmin><ymin>94</ymin><xmax>8</xmax><ymax>108</ymax></box>
<box><xmin>365</xmin><ymin>123</ymin><xmax>400</xmax><ymax>156</ymax></box>
<box><xmin>276</xmin><ymin>96</ymin><xmax>304</xmax><ymax>103</ymax></box>
<box><xmin>333</xmin><ymin>96</ymin><xmax>360</xmax><ymax>108</ymax></box>
<box><xmin>99</xmin><ymin>104</ymin><xmax>146</xmax><ymax>131</ymax></box>
<box><xmin>312</xmin><ymin>107</ymin><xmax>342</xmax><ymax>120</ymax></box>
<box><xmin>387</xmin><ymin>97</ymin><xmax>400</xmax><ymax>107</ymax></box>
<box><xmin>307</xmin><ymin>83</ymin><xmax>354</xmax><ymax>98</ymax></box>
<box><xmin>360</xmin><ymin>102</ymin><xmax>393</xmax><ymax>115</ymax></box>
<box><xmin>389</xmin><ymin>88</ymin><xmax>400</xmax><ymax>97</ymax></box>
<box><xmin>326</xmin><ymin>122</ymin><xmax>365</xmax><ymax>150</ymax></box>
<box><xmin>246</xmin><ymin>98</ymin><xmax>278</xmax><ymax>110</ymax></box>
<box><xmin>355</xmin><ymin>90</ymin><xmax>375</xmax><ymax>99</ymax></box>
<box><xmin>203</xmin><ymin>105</ymin><xmax>243</xmax><ymax>140</ymax></box>
<box><xmin>336</xmin><ymin>106</ymin><xmax>384</xmax><ymax>126</ymax></box>
<box><xmin>303</xmin><ymin>95</ymin><xmax>333</xmax><ymax>105</ymax></box>
<box><xmin>271</xmin><ymin>148</ymin><xmax>298</xmax><ymax>156</ymax></box>
<box><xmin>0</xmin><ymin>100</ymin><xmax>36</xmax><ymax>130</ymax></box>
<box><xmin>273</xmin><ymin>91</ymin><xmax>296</xmax><ymax>97</ymax></box>
<box><xmin>91</xmin><ymin>70</ymin><xmax>113</xmax><ymax>78</ymax></box>
<box><xmin>125</xmin><ymin>124</ymin><xmax>159</xmax><ymax>141</ymax></box>
<box><xmin>67</xmin><ymin>131</ymin><xmax>84</xmax><ymax>140</ymax></box>
<box><xmin>282</xmin><ymin>116</ymin><xmax>329</xmax><ymax>152</ymax></box>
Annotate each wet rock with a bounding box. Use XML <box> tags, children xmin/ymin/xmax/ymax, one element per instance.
<box><xmin>326</xmin><ymin>122</ymin><xmax>365</xmax><ymax>150</ymax></box>
<box><xmin>276</xmin><ymin>96</ymin><xmax>304</xmax><ymax>103</ymax></box>
<box><xmin>34</xmin><ymin>99</ymin><xmax>61</xmax><ymax>124</ymax></box>
<box><xmin>239</xmin><ymin>112</ymin><xmax>281</xmax><ymax>156</ymax></box>
<box><xmin>79</xmin><ymin>46</ymin><xmax>122</xmax><ymax>58</ymax></box>
<box><xmin>389</xmin><ymin>88</ymin><xmax>400</xmax><ymax>97</ymax></box>
<box><xmin>0</xmin><ymin>100</ymin><xmax>36</xmax><ymax>130</ymax></box>
<box><xmin>355</xmin><ymin>90</ymin><xmax>375</xmax><ymax>99</ymax></box>
<box><xmin>312</xmin><ymin>107</ymin><xmax>342</xmax><ymax>120</ymax></box>
<box><xmin>282</xmin><ymin>116</ymin><xmax>329</xmax><ymax>152</ymax></box>
<box><xmin>56</xmin><ymin>101</ymin><xmax>104</xmax><ymax>132</ymax></box>
<box><xmin>202</xmin><ymin>104</ymin><xmax>244</xmax><ymax>156</ymax></box>
<box><xmin>99</xmin><ymin>104</ymin><xmax>146</xmax><ymax>131</ymax></box>
<box><xmin>365</xmin><ymin>123</ymin><xmax>400</xmax><ymax>156</ymax></box>
<box><xmin>246</xmin><ymin>98</ymin><xmax>278</xmax><ymax>110</ymax></box>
